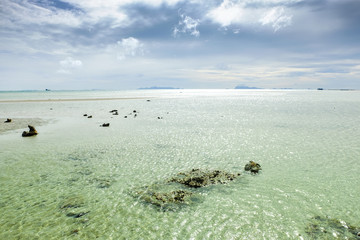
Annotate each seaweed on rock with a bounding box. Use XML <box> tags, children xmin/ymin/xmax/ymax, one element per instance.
<box><xmin>168</xmin><ymin>169</ymin><xmax>241</xmax><ymax>188</ymax></box>
<box><xmin>133</xmin><ymin>183</ymin><xmax>197</xmax><ymax>211</ymax></box>
<box><xmin>305</xmin><ymin>216</ymin><xmax>360</xmax><ymax>239</ymax></box>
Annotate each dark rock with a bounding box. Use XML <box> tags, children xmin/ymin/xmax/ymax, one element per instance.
<box><xmin>22</xmin><ymin>125</ymin><xmax>38</xmax><ymax>137</ymax></box>
<box><xmin>157</xmin><ymin>117</ymin><xmax>163</xmax><ymax>119</ymax></box>
<box><xmin>147</xmin><ymin>100</ymin><xmax>151</xmax><ymax>102</ymax></box>
<box><xmin>244</xmin><ymin>161</ymin><xmax>262</xmax><ymax>174</ymax></box>
<box><xmin>135</xmin><ymin>187</ymin><xmax>194</xmax><ymax>210</ymax></box>
<box><xmin>124</xmin><ymin>116</ymin><xmax>128</xmax><ymax>118</ymax></box>
<box><xmin>134</xmin><ymin>114</ymin><xmax>137</xmax><ymax>118</ymax></box>
<box><xmin>66</xmin><ymin>211</ymin><xmax>89</xmax><ymax>218</ymax></box>
<box><xmin>83</xmin><ymin>114</ymin><xmax>88</xmax><ymax>116</ymax></box>
<box><xmin>305</xmin><ymin>216</ymin><xmax>360</xmax><ymax>239</ymax></box>
<box><xmin>109</xmin><ymin>110</ymin><xmax>118</xmax><ymax>113</ymax></box>
<box><xmin>4</xmin><ymin>118</ymin><xmax>12</xmax><ymax>123</ymax></box>
<box><xmin>100</xmin><ymin>123</ymin><xmax>110</xmax><ymax>127</ymax></box>
<box><xmin>133</xmin><ymin>110</ymin><xmax>137</xmax><ymax>113</ymax></box>
<box><xmin>113</xmin><ymin>112</ymin><xmax>118</xmax><ymax>115</ymax></box>
<box><xmin>87</xmin><ymin>115</ymin><xmax>92</xmax><ymax>118</ymax></box>
<box><xmin>169</xmin><ymin>169</ymin><xmax>241</xmax><ymax>188</ymax></box>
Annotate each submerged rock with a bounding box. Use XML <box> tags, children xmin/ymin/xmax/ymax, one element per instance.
<box><xmin>305</xmin><ymin>216</ymin><xmax>360</xmax><ymax>239</ymax></box>
<box><xmin>22</xmin><ymin>125</ymin><xmax>38</xmax><ymax>137</ymax></box>
<box><xmin>134</xmin><ymin>185</ymin><xmax>195</xmax><ymax>211</ymax></box>
<box><xmin>169</xmin><ymin>169</ymin><xmax>241</xmax><ymax>188</ymax></box>
<box><xmin>59</xmin><ymin>196</ymin><xmax>85</xmax><ymax>209</ymax></box>
<box><xmin>244</xmin><ymin>161</ymin><xmax>262</xmax><ymax>174</ymax></box>
<box><xmin>66</xmin><ymin>211</ymin><xmax>89</xmax><ymax>218</ymax></box>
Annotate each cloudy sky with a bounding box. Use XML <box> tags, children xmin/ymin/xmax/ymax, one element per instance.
<box><xmin>1</xmin><ymin>0</ymin><xmax>359</xmax><ymax>90</ymax></box>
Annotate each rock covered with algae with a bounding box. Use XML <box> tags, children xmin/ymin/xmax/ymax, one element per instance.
<box><xmin>244</xmin><ymin>161</ymin><xmax>262</xmax><ymax>174</ymax></box>
<box><xmin>133</xmin><ymin>183</ymin><xmax>196</xmax><ymax>211</ymax></box>
<box><xmin>305</xmin><ymin>216</ymin><xmax>360</xmax><ymax>239</ymax></box>
<box><xmin>168</xmin><ymin>169</ymin><xmax>241</xmax><ymax>188</ymax></box>
<box><xmin>22</xmin><ymin>125</ymin><xmax>38</xmax><ymax>137</ymax></box>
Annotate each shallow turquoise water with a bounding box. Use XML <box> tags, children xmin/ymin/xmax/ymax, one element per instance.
<box><xmin>1</xmin><ymin>90</ymin><xmax>359</xmax><ymax>239</ymax></box>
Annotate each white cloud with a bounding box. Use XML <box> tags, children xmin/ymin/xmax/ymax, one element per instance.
<box><xmin>0</xmin><ymin>0</ymin><xmax>82</xmax><ymax>27</ymax></box>
<box><xmin>259</xmin><ymin>7</ymin><xmax>292</xmax><ymax>31</ymax></box>
<box><xmin>117</xmin><ymin>37</ymin><xmax>144</xmax><ymax>60</ymax></box>
<box><xmin>206</xmin><ymin>0</ymin><xmax>298</xmax><ymax>31</ymax></box>
<box><xmin>58</xmin><ymin>57</ymin><xmax>83</xmax><ymax>74</ymax></box>
<box><xmin>173</xmin><ymin>14</ymin><xmax>200</xmax><ymax>37</ymax></box>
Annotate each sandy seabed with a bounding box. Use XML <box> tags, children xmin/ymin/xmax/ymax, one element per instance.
<box><xmin>0</xmin><ymin>118</ymin><xmax>49</xmax><ymax>135</ymax></box>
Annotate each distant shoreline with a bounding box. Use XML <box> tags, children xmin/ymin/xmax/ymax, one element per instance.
<box><xmin>0</xmin><ymin>97</ymin><xmax>151</xmax><ymax>103</ymax></box>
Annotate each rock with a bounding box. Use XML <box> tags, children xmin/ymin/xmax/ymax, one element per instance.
<box><xmin>100</xmin><ymin>123</ymin><xmax>110</xmax><ymax>127</ymax></box>
<box><xmin>124</xmin><ymin>116</ymin><xmax>128</xmax><ymax>118</ymax></box>
<box><xmin>244</xmin><ymin>161</ymin><xmax>262</xmax><ymax>174</ymax></box>
<box><xmin>83</xmin><ymin>114</ymin><xmax>88</xmax><ymax>117</ymax></box>
<box><xmin>147</xmin><ymin>100</ymin><xmax>151</xmax><ymax>102</ymax></box>
<box><xmin>135</xmin><ymin>187</ymin><xmax>194</xmax><ymax>210</ymax></box>
<box><xmin>109</xmin><ymin>110</ymin><xmax>118</xmax><ymax>113</ymax></box>
<box><xmin>133</xmin><ymin>110</ymin><xmax>137</xmax><ymax>113</ymax></box>
<box><xmin>66</xmin><ymin>211</ymin><xmax>89</xmax><ymax>218</ymax></box>
<box><xmin>305</xmin><ymin>216</ymin><xmax>360</xmax><ymax>239</ymax></box>
<box><xmin>22</xmin><ymin>125</ymin><xmax>38</xmax><ymax>137</ymax></box>
<box><xmin>4</xmin><ymin>118</ymin><xmax>12</xmax><ymax>123</ymax></box>
<box><xmin>113</xmin><ymin>112</ymin><xmax>119</xmax><ymax>115</ymax></box>
<box><xmin>169</xmin><ymin>169</ymin><xmax>241</xmax><ymax>188</ymax></box>
<box><xmin>87</xmin><ymin>115</ymin><xmax>92</xmax><ymax>118</ymax></box>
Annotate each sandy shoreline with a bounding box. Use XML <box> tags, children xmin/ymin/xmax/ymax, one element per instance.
<box><xmin>0</xmin><ymin>97</ymin><xmax>151</xmax><ymax>103</ymax></box>
<box><xmin>0</xmin><ymin>118</ymin><xmax>50</xmax><ymax>135</ymax></box>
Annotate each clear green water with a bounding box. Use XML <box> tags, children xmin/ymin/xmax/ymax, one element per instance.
<box><xmin>1</xmin><ymin>90</ymin><xmax>359</xmax><ymax>239</ymax></box>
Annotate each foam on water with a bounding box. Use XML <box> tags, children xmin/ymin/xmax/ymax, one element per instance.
<box><xmin>1</xmin><ymin>90</ymin><xmax>359</xmax><ymax>239</ymax></box>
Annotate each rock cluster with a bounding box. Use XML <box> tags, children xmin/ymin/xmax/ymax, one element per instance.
<box><xmin>134</xmin><ymin>166</ymin><xmax>253</xmax><ymax>211</ymax></box>
<box><xmin>169</xmin><ymin>169</ymin><xmax>241</xmax><ymax>188</ymax></box>
<box><xmin>22</xmin><ymin>125</ymin><xmax>38</xmax><ymax>137</ymax></box>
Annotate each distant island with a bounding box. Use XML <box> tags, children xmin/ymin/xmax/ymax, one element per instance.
<box><xmin>234</xmin><ymin>85</ymin><xmax>261</xmax><ymax>89</ymax></box>
<box><xmin>138</xmin><ymin>86</ymin><xmax>182</xmax><ymax>90</ymax></box>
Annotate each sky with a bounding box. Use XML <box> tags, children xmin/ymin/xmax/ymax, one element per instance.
<box><xmin>1</xmin><ymin>0</ymin><xmax>360</xmax><ymax>90</ymax></box>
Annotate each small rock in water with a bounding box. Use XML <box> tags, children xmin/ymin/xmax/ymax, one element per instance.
<box><xmin>87</xmin><ymin>115</ymin><xmax>92</xmax><ymax>118</ymax></box>
<box><xmin>83</xmin><ymin>114</ymin><xmax>88</xmax><ymax>117</ymax></box>
<box><xmin>100</xmin><ymin>123</ymin><xmax>110</xmax><ymax>127</ymax></box>
<box><xmin>66</xmin><ymin>211</ymin><xmax>89</xmax><ymax>218</ymax></box>
<box><xmin>4</xmin><ymin>118</ymin><xmax>12</xmax><ymax>123</ymax></box>
<box><xmin>22</xmin><ymin>125</ymin><xmax>38</xmax><ymax>137</ymax></box>
<box><xmin>244</xmin><ymin>161</ymin><xmax>262</xmax><ymax>174</ymax></box>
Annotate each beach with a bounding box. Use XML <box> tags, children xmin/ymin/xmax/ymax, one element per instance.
<box><xmin>1</xmin><ymin>90</ymin><xmax>359</xmax><ymax>239</ymax></box>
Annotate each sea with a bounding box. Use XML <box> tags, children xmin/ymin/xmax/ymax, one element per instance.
<box><xmin>0</xmin><ymin>89</ymin><xmax>359</xmax><ymax>239</ymax></box>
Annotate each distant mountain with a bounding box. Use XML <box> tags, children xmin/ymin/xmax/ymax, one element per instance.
<box><xmin>234</xmin><ymin>85</ymin><xmax>260</xmax><ymax>89</ymax></box>
<box><xmin>138</xmin><ymin>86</ymin><xmax>181</xmax><ymax>90</ymax></box>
